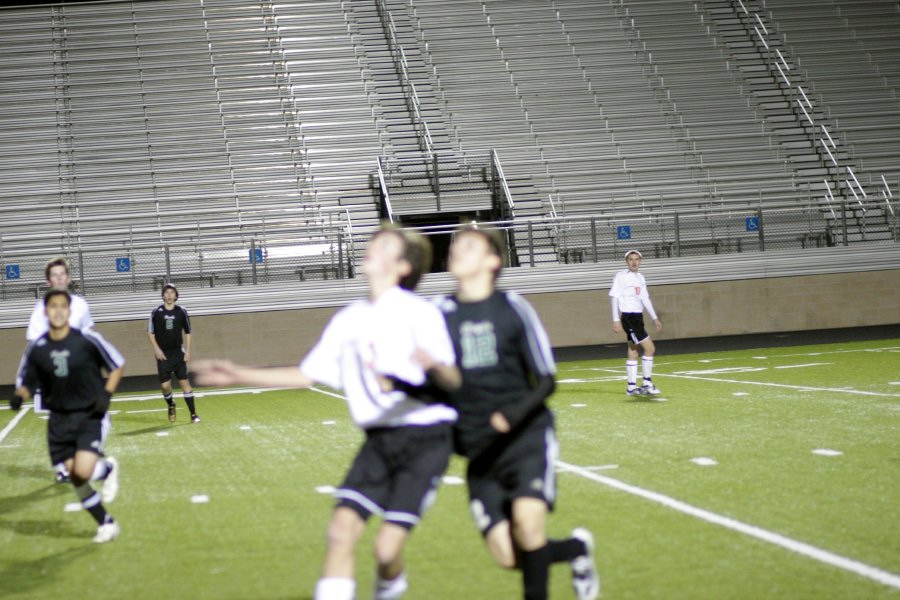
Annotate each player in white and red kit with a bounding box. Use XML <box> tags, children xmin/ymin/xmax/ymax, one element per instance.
<box><xmin>609</xmin><ymin>250</ymin><xmax>662</xmax><ymax>396</ymax></box>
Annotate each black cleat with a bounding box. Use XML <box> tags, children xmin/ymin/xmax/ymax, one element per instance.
<box><xmin>191</xmin><ymin>414</ymin><xmax>201</xmax><ymax>424</ymax></box>
<box><xmin>167</xmin><ymin>404</ymin><xmax>176</xmax><ymax>422</ymax></box>
<box><xmin>55</xmin><ymin>471</ymin><xmax>71</xmax><ymax>484</ymax></box>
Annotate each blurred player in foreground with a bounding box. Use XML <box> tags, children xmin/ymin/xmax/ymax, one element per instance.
<box><xmin>193</xmin><ymin>226</ymin><xmax>461</xmax><ymax>600</ymax></box>
<box><xmin>13</xmin><ymin>290</ymin><xmax>124</xmax><ymax>543</ymax></box>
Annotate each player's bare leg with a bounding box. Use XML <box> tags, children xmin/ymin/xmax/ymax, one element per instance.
<box><xmin>316</xmin><ymin>507</ymin><xmax>366</xmax><ymax>600</ymax></box>
<box><xmin>485</xmin><ymin>520</ymin><xmax>518</xmax><ymax>568</ymax></box>
<box><xmin>373</xmin><ymin>523</ymin><xmax>410</xmax><ymax>599</ymax></box>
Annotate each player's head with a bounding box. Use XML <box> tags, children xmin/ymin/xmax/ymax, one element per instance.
<box><xmin>449</xmin><ymin>224</ymin><xmax>504</xmax><ymax>283</ymax></box>
<box><xmin>43</xmin><ymin>289</ymin><xmax>71</xmax><ymax>330</ymax></box>
<box><xmin>624</xmin><ymin>250</ymin><xmax>642</xmax><ymax>272</ymax></box>
<box><xmin>162</xmin><ymin>283</ymin><xmax>179</xmax><ymax>304</ymax></box>
<box><xmin>365</xmin><ymin>224</ymin><xmax>432</xmax><ymax>291</ymax></box>
<box><xmin>44</xmin><ymin>257</ymin><xmax>71</xmax><ymax>290</ymax></box>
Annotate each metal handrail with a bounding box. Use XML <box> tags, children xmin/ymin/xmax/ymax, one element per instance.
<box><xmin>376</xmin><ymin>156</ymin><xmax>394</xmax><ymax>223</ymax></box>
<box><xmin>491</xmin><ymin>149</ymin><xmax>515</xmax><ymax>213</ymax></box>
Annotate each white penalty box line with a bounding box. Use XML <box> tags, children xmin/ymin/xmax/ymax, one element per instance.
<box><xmin>557</xmin><ymin>460</ymin><xmax>900</xmax><ymax>590</ymax></box>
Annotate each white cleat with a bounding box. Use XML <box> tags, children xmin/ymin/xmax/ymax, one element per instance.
<box><xmin>93</xmin><ymin>520</ymin><xmax>120</xmax><ymax>544</ymax></box>
<box><xmin>101</xmin><ymin>457</ymin><xmax>119</xmax><ymax>504</ymax></box>
<box><xmin>641</xmin><ymin>380</ymin><xmax>661</xmax><ymax>396</ymax></box>
<box><xmin>374</xmin><ymin>571</ymin><xmax>408</xmax><ymax>600</ymax></box>
<box><xmin>570</xmin><ymin>528</ymin><xmax>601</xmax><ymax>600</ymax></box>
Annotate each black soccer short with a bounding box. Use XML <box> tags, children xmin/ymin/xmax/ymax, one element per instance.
<box><xmin>335</xmin><ymin>422</ymin><xmax>452</xmax><ymax>530</ymax></box>
<box><xmin>157</xmin><ymin>349</ymin><xmax>188</xmax><ymax>383</ymax></box>
<box><xmin>620</xmin><ymin>312</ymin><xmax>649</xmax><ymax>345</ymax></box>
<box><xmin>47</xmin><ymin>411</ymin><xmax>109</xmax><ymax>465</ymax></box>
<box><xmin>466</xmin><ymin>414</ymin><xmax>559</xmax><ymax>536</ymax></box>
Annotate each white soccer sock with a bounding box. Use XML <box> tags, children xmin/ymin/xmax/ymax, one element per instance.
<box><xmin>314</xmin><ymin>577</ymin><xmax>355</xmax><ymax>600</ymax></box>
<box><xmin>642</xmin><ymin>356</ymin><xmax>654</xmax><ymax>380</ymax></box>
<box><xmin>375</xmin><ymin>571</ymin><xmax>409</xmax><ymax>600</ymax></box>
<box><xmin>626</xmin><ymin>360</ymin><xmax>638</xmax><ymax>385</ymax></box>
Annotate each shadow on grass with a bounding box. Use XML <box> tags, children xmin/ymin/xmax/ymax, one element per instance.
<box><xmin>0</xmin><ymin>463</ymin><xmax>57</xmax><ymax>481</ymax></box>
<box><xmin>0</xmin><ymin>482</ymin><xmax>67</xmax><ymax>516</ymax></box>
<box><xmin>0</xmin><ymin>543</ymin><xmax>96</xmax><ymax>598</ymax></box>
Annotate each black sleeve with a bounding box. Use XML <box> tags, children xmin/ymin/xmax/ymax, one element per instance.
<box><xmin>181</xmin><ymin>307</ymin><xmax>192</xmax><ymax>334</ymax></box>
<box><xmin>497</xmin><ymin>374</ymin><xmax>555</xmax><ymax>432</ymax></box>
<box><xmin>16</xmin><ymin>343</ymin><xmax>39</xmax><ymax>393</ymax></box>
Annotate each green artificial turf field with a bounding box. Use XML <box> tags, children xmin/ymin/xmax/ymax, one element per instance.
<box><xmin>2</xmin><ymin>338</ymin><xmax>899</xmax><ymax>599</ymax></box>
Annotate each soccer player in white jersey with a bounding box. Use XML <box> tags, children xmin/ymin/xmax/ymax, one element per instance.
<box><xmin>609</xmin><ymin>250</ymin><xmax>662</xmax><ymax>396</ymax></box>
<box><xmin>22</xmin><ymin>257</ymin><xmax>95</xmax><ymax>482</ymax></box>
<box><xmin>193</xmin><ymin>226</ymin><xmax>461</xmax><ymax>600</ymax></box>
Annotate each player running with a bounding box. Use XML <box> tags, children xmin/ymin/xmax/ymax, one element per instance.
<box><xmin>609</xmin><ymin>250</ymin><xmax>662</xmax><ymax>396</ymax></box>
<box><xmin>193</xmin><ymin>226</ymin><xmax>461</xmax><ymax>600</ymax></box>
<box><xmin>12</xmin><ymin>289</ymin><xmax>125</xmax><ymax>543</ymax></box>
<box><xmin>148</xmin><ymin>284</ymin><xmax>199</xmax><ymax>423</ymax></box>
<box><xmin>22</xmin><ymin>257</ymin><xmax>96</xmax><ymax>482</ymax></box>
<box><xmin>392</xmin><ymin>226</ymin><xmax>600</xmax><ymax>600</ymax></box>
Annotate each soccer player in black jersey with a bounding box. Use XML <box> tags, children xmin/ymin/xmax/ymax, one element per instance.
<box><xmin>148</xmin><ymin>284</ymin><xmax>199</xmax><ymax>423</ymax></box>
<box><xmin>12</xmin><ymin>290</ymin><xmax>125</xmax><ymax>543</ymax></box>
<box><xmin>398</xmin><ymin>226</ymin><xmax>600</xmax><ymax>600</ymax></box>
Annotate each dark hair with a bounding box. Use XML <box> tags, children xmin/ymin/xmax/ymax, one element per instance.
<box><xmin>373</xmin><ymin>224</ymin><xmax>433</xmax><ymax>291</ymax></box>
<box><xmin>162</xmin><ymin>283</ymin><xmax>179</xmax><ymax>300</ymax></box>
<box><xmin>456</xmin><ymin>224</ymin><xmax>506</xmax><ymax>280</ymax></box>
<box><xmin>44</xmin><ymin>257</ymin><xmax>70</xmax><ymax>282</ymax></box>
<box><xmin>43</xmin><ymin>289</ymin><xmax>71</xmax><ymax>307</ymax></box>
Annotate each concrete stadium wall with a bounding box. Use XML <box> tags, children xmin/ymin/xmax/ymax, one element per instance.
<box><xmin>2</xmin><ymin>269</ymin><xmax>898</xmax><ymax>385</ymax></box>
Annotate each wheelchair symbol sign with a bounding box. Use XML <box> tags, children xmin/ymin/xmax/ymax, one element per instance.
<box><xmin>616</xmin><ymin>225</ymin><xmax>632</xmax><ymax>240</ymax></box>
<box><xmin>115</xmin><ymin>257</ymin><xmax>131</xmax><ymax>272</ymax></box>
<box><xmin>745</xmin><ymin>217</ymin><xmax>760</xmax><ymax>232</ymax></box>
<box><xmin>5</xmin><ymin>264</ymin><xmax>20</xmax><ymax>280</ymax></box>
<box><xmin>249</xmin><ymin>248</ymin><xmax>264</xmax><ymax>264</ymax></box>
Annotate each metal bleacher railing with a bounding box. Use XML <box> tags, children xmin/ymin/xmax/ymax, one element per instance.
<box><xmin>3</xmin><ymin>198</ymin><xmax>895</xmax><ymax>301</ymax></box>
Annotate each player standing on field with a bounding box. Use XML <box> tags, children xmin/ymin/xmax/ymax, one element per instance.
<box><xmin>193</xmin><ymin>226</ymin><xmax>461</xmax><ymax>600</ymax></box>
<box><xmin>148</xmin><ymin>284</ymin><xmax>199</xmax><ymax>423</ymax></box>
<box><xmin>609</xmin><ymin>250</ymin><xmax>662</xmax><ymax>396</ymax></box>
<box><xmin>22</xmin><ymin>257</ymin><xmax>95</xmax><ymax>483</ymax></box>
<box><xmin>12</xmin><ymin>290</ymin><xmax>124</xmax><ymax>543</ymax></box>
<box><xmin>393</xmin><ymin>226</ymin><xmax>600</xmax><ymax>600</ymax></box>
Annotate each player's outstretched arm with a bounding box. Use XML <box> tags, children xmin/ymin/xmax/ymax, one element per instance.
<box><xmin>411</xmin><ymin>347</ymin><xmax>462</xmax><ymax>391</ymax></box>
<box><xmin>193</xmin><ymin>359</ymin><xmax>314</xmax><ymax>389</ymax></box>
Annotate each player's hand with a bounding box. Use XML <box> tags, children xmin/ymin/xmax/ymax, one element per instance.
<box><xmin>9</xmin><ymin>395</ymin><xmax>22</xmax><ymax>411</ymax></box>
<box><xmin>154</xmin><ymin>348</ymin><xmax>166</xmax><ymax>361</ymax></box>
<box><xmin>410</xmin><ymin>347</ymin><xmax>438</xmax><ymax>372</ymax></box>
<box><xmin>93</xmin><ymin>390</ymin><xmax>112</xmax><ymax>416</ymax></box>
<box><xmin>192</xmin><ymin>359</ymin><xmax>239</xmax><ymax>386</ymax></box>
<box><xmin>654</xmin><ymin>319</ymin><xmax>662</xmax><ymax>331</ymax></box>
<box><xmin>490</xmin><ymin>411</ymin><xmax>511</xmax><ymax>434</ymax></box>
<box><xmin>183</xmin><ymin>351</ymin><xmax>191</xmax><ymax>362</ymax></box>
<box><xmin>612</xmin><ymin>321</ymin><xmax>622</xmax><ymax>334</ymax></box>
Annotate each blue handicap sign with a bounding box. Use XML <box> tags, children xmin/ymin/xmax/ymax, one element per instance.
<box><xmin>616</xmin><ymin>225</ymin><xmax>632</xmax><ymax>240</ymax></box>
<box><xmin>745</xmin><ymin>216</ymin><xmax>760</xmax><ymax>232</ymax></box>
<box><xmin>249</xmin><ymin>248</ymin><xmax>264</xmax><ymax>264</ymax></box>
<box><xmin>115</xmin><ymin>257</ymin><xmax>131</xmax><ymax>273</ymax></box>
<box><xmin>5</xmin><ymin>264</ymin><xmax>20</xmax><ymax>280</ymax></box>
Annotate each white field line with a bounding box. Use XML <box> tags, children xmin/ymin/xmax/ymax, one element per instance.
<box><xmin>556</xmin><ymin>460</ymin><xmax>900</xmax><ymax>590</ymax></box>
<box><xmin>774</xmin><ymin>363</ymin><xmax>831</xmax><ymax>370</ymax></box>
<box><xmin>0</xmin><ymin>405</ymin><xmax>32</xmax><ymax>444</ymax></box>
<box><xmin>112</xmin><ymin>387</ymin><xmax>286</xmax><ymax>403</ymax></box>
<box><xmin>654</xmin><ymin>372</ymin><xmax>900</xmax><ymax>398</ymax></box>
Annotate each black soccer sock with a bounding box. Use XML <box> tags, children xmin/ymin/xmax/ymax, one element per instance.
<box><xmin>163</xmin><ymin>393</ymin><xmax>175</xmax><ymax>407</ymax></box>
<box><xmin>520</xmin><ymin>544</ymin><xmax>551</xmax><ymax>600</ymax></box>
<box><xmin>75</xmin><ymin>483</ymin><xmax>110</xmax><ymax>526</ymax></box>
<box><xmin>183</xmin><ymin>393</ymin><xmax>196</xmax><ymax>415</ymax></box>
<box><xmin>548</xmin><ymin>537</ymin><xmax>588</xmax><ymax>563</ymax></box>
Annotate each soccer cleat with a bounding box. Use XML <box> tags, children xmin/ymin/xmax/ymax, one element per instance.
<box><xmin>101</xmin><ymin>457</ymin><xmax>119</xmax><ymax>504</ymax></box>
<box><xmin>93</xmin><ymin>520</ymin><xmax>120</xmax><ymax>544</ymax></box>
<box><xmin>167</xmin><ymin>404</ymin><xmax>176</xmax><ymax>422</ymax></box>
<box><xmin>641</xmin><ymin>380</ymin><xmax>661</xmax><ymax>396</ymax></box>
<box><xmin>570</xmin><ymin>528</ymin><xmax>601</xmax><ymax>600</ymax></box>
<box><xmin>626</xmin><ymin>386</ymin><xmax>643</xmax><ymax>396</ymax></box>
<box><xmin>55</xmin><ymin>470</ymin><xmax>71</xmax><ymax>484</ymax></box>
<box><xmin>191</xmin><ymin>414</ymin><xmax>201</xmax><ymax>424</ymax></box>
<box><xmin>374</xmin><ymin>571</ymin><xmax>408</xmax><ymax>600</ymax></box>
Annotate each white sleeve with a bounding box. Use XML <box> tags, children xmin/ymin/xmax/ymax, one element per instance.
<box><xmin>299</xmin><ymin>312</ymin><xmax>346</xmax><ymax>390</ymax></box>
<box><xmin>413</xmin><ymin>303</ymin><xmax>455</xmax><ymax>367</ymax></box>
<box><xmin>73</xmin><ymin>296</ymin><xmax>94</xmax><ymax>331</ymax></box>
<box><xmin>608</xmin><ymin>272</ymin><xmax>622</xmax><ymax>298</ymax></box>
<box><xmin>611</xmin><ymin>297</ymin><xmax>620</xmax><ymax>322</ymax></box>
<box><xmin>25</xmin><ymin>301</ymin><xmax>46</xmax><ymax>341</ymax></box>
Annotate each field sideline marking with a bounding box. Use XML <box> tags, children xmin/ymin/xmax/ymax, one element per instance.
<box><xmin>0</xmin><ymin>405</ymin><xmax>32</xmax><ymax>444</ymax></box>
<box><xmin>556</xmin><ymin>460</ymin><xmax>900</xmax><ymax>590</ymax></box>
